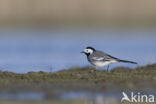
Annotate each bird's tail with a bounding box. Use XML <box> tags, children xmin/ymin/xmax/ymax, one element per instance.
<box><xmin>118</xmin><ymin>59</ymin><xmax>137</xmax><ymax>64</ymax></box>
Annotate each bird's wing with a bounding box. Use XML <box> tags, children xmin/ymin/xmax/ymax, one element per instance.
<box><xmin>92</xmin><ymin>57</ymin><xmax>105</xmax><ymax>61</ymax></box>
<box><xmin>105</xmin><ymin>54</ymin><xmax>119</xmax><ymax>60</ymax></box>
<box><xmin>91</xmin><ymin>51</ymin><xmax>119</xmax><ymax>61</ymax></box>
<box><xmin>91</xmin><ymin>55</ymin><xmax>118</xmax><ymax>62</ymax></box>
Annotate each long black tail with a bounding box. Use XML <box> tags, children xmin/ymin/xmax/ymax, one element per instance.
<box><xmin>118</xmin><ymin>59</ymin><xmax>137</xmax><ymax>64</ymax></box>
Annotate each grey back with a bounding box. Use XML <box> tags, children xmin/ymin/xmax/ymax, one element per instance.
<box><xmin>88</xmin><ymin>50</ymin><xmax>118</xmax><ymax>62</ymax></box>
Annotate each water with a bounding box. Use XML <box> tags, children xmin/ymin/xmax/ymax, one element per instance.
<box><xmin>0</xmin><ymin>28</ymin><xmax>155</xmax><ymax>73</ymax></box>
<box><xmin>0</xmin><ymin>92</ymin><xmax>44</xmax><ymax>100</ymax></box>
<box><xmin>0</xmin><ymin>91</ymin><xmax>121</xmax><ymax>104</ymax></box>
<box><xmin>0</xmin><ymin>90</ymin><xmax>156</xmax><ymax>103</ymax></box>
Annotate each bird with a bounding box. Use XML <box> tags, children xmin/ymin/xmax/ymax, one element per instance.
<box><xmin>81</xmin><ymin>46</ymin><xmax>137</xmax><ymax>71</ymax></box>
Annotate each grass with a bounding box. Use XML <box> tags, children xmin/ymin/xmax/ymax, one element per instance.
<box><xmin>0</xmin><ymin>64</ymin><xmax>156</xmax><ymax>92</ymax></box>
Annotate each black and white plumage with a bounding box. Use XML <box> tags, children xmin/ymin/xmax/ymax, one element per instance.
<box><xmin>81</xmin><ymin>46</ymin><xmax>137</xmax><ymax>71</ymax></box>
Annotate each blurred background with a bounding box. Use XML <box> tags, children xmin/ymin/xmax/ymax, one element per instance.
<box><xmin>0</xmin><ymin>0</ymin><xmax>156</xmax><ymax>104</ymax></box>
<box><xmin>0</xmin><ymin>0</ymin><xmax>156</xmax><ymax>27</ymax></box>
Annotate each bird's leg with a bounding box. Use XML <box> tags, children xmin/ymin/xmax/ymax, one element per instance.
<box><xmin>107</xmin><ymin>65</ymin><xmax>109</xmax><ymax>72</ymax></box>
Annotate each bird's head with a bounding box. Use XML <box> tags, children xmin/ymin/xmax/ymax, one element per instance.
<box><xmin>81</xmin><ymin>46</ymin><xmax>95</xmax><ymax>56</ymax></box>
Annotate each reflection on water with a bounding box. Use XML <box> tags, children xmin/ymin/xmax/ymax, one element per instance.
<box><xmin>61</xmin><ymin>91</ymin><xmax>120</xmax><ymax>104</ymax></box>
<box><xmin>0</xmin><ymin>91</ymin><xmax>155</xmax><ymax>104</ymax></box>
<box><xmin>0</xmin><ymin>29</ymin><xmax>155</xmax><ymax>73</ymax></box>
<box><xmin>0</xmin><ymin>91</ymin><xmax>121</xmax><ymax>104</ymax></box>
<box><xmin>0</xmin><ymin>92</ymin><xmax>44</xmax><ymax>100</ymax></box>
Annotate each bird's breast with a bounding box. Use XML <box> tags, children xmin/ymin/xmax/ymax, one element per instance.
<box><xmin>91</xmin><ymin>60</ymin><xmax>117</xmax><ymax>67</ymax></box>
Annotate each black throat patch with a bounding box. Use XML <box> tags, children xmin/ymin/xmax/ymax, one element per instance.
<box><xmin>85</xmin><ymin>53</ymin><xmax>91</xmax><ymax>57</ymax></box>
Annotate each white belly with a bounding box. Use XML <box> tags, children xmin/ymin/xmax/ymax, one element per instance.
<box><xmin>93</xmin><ymin>60</ymin><xmax>117</xmax><ymax>67</ymax></box>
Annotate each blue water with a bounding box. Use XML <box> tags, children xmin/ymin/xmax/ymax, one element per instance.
<box><xmin>0</xmin><ymin>28</ymin><xmax>155</xmax><ymax>73</ymax></box>
<box><xmin>0</xmin><ymin>90</ymin><xmax>155</xmax><ymax>101</ymax></box>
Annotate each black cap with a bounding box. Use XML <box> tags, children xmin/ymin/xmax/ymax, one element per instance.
<box><xmin>86</xmin><ymin>46</ymin><xmax>95</xmax><ymax>51</ymax></box>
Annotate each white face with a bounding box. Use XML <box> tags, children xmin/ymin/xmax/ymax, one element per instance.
<box><xmin>83</xmin><ymin>49</ymin><xmax>94</xmax><ymax>54</ymax></box>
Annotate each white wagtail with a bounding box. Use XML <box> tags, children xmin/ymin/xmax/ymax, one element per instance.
<box><xmin>81</xmin><ymin>46</ymin><xmax>137</xmax><ymax>71</ymax></box>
